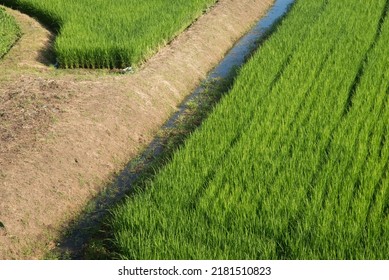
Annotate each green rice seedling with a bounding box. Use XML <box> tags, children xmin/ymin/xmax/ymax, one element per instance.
<box><xmin>0</xmin><ymin>7</ymin><xmax>20</xmax><ymax>59</ymax></box>
<box><xmin>0</xmin><ymin>0</ymin><xmax>216</xmax><ymax>68</ymax></box>
<box><xmin>109</xmin><ymin>0</ymin><xmax>389</xmax><ymax>259</ymax></box>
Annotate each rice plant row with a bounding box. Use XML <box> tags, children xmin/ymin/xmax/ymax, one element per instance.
<box><xmin>110</xmin><ymin>0</ymin><xmax>389</xmax><ymax>259</ymax></box>
<box><xmin>0</xmin><ymin>0</ymin><xmax>216</xmax><ymax>68</ymax></box>
<box><xmin>0</xmin><ymin>7</ymin><xmax>20</xmax><ymax>59</ymax></box>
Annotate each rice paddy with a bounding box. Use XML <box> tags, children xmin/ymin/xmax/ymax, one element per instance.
<box><xmin>110</xmin><ymin>0</ymin><xmax>389</xmax><ymax>259</ymax></box>
<box><xmin>0</xmin><ymin>0</ymin><xmax>216</xmax><ymax>68</ymax></box>
<box><xmin>0</xmin><ymin>7</ymin><xmax>20</xmax><ymax>59</ymax></box>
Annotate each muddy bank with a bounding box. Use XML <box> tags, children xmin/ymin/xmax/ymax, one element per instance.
<box><xmin>0</xmin><ymin>0</ymin><xmax>274</xmax><ymax>259</ymax></box>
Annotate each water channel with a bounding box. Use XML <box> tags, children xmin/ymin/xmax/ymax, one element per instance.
<box><xmin>57</xmin><ymin>0</ymin><xmax>296</xmax><ymax>259</ymax></box>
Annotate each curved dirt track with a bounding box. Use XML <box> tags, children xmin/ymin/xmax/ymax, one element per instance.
<box><xmin>0</xmin><ymin>0</ymin><xmax>273</xmax><ymax>259</ymax></box>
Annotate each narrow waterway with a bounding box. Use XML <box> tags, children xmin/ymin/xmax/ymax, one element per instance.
<box><xmin>57</xmin><ymin>0</ymin><xmax>296</xmax><ymax>259</ymax></box>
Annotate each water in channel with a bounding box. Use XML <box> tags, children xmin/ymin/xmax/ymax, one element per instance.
<box><xmin>57</xmin><ymin>0</ymin><xmax>296</xmax><ymax>258</ymax></box>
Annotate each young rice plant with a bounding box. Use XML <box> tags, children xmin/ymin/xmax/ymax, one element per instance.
<box><xmin>0</xmin><ymin>0</ymin><xmax>216</xmax><ymax>68</ymax></box>
<box><xmin>0</xmin><ymin>7</ymin><xmax>20</xmax><ymax>59</ymax></box>
<box><xmin>110</xmin><ymin>0</ymin><xmax>389</xmax><ymax>259</ymax></box>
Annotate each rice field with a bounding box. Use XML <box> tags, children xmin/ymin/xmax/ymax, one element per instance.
<box><xmin>0</xmin><ymin>7</ymin><xmax>20</xmax><ymax>59</ymax></box>
<box><xmin>0</xmin><ymin>0</ymin><xmax>216</xmax><ymax>68</ymax></box>
<box><xmin>110</xmin><ymin>0</ymin><xmax>389</xmax><ymax>259</ymax></box>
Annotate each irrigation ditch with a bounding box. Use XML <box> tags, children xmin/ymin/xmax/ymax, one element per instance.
<box><xmin>52</xmin><ymin>0</ymin><xmax>296</xmax><ymax>259</ymax></box>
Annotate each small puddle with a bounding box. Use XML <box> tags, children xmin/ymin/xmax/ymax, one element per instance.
<box><xmin>57</xmin><ymin>0</ymin><xmax>296</xmax><ymax>258</ymax></box>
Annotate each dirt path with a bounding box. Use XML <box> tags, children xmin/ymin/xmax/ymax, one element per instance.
<box><xmin>0</xmin><ymin>0</ymin><xmax>274</xmax><ymax>259</ymax></box>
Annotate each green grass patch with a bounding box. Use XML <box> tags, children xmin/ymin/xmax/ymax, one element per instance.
<box><xmin>0</xmin><ymin>7</ymin><xmax>21</xmax><ymax>59</ymax></box>
<box><xmin>0</xmin><ymin>0</ymin><xmax>216</xmax><ymax>68</ymax></box>
<box><xmin>108</xmin><ymin>0</ymin><xmax>389</xmax><ymax>259</ymax></box>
